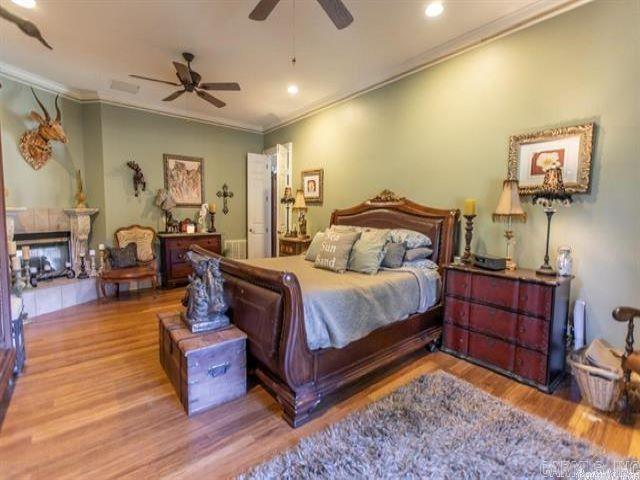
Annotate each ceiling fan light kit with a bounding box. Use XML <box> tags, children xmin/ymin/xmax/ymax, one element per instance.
<box><xmin>130</xmin><ymin>52</ymin><xmax>241</xmax><ymax>109</ymax></box>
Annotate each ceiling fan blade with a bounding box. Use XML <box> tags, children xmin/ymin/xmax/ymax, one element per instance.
<box><xmin>316</xmin><ymin>0</ymin><xmax>353</xmax><ymax>29</ymax></box>
<box><xmin>129</xmin><ymin>74</ymin><xmax>180</xmax><ymax>86</ymax></box>
<box><xmin>162</xmin><ymin>90</ymin><xmax>186</xmax><ymax>102</ymax></box>
<box><xmin>196</xmin><ymin>89</ymin><xmax>226</xmax><ymax>108</ymax></box>
<box><xmin>173</xmin><ymin>61</ymin><xmax>193</xmax><ymax>85</ymax></box>
<box><xmin>199</xmin><ymin>82</ymin><xmax>241</xmax><ymax>91</ymax></box>
<box><xmin>249</xmin><ymin>0</ymin><xmax>280</xmax><ymax>21</ymax></box>
<box><xmin>0</xmin><ymin>5</ymin><xmax>52</xmax><ymax>49</ymax></box>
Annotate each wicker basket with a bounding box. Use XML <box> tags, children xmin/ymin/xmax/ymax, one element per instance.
<box><xmin>568</xmin><ymin>348</ymin><xmax>623</xmax><ymax>412</ymax></box>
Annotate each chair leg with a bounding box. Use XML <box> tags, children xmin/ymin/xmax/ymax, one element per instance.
<box><xmin>151</xmin><ymin>275</ymin><xmax>158</xmax><ymax>298</ymax></box>
<box><xmin>101</xmin><ymin>280</ymin><xmax>108</xmax><ymax>299</ymax></box>
<box><xmin>115</xmin><ymin>283</ymin><xmax>120</xmax><ymax>298</ymax></box>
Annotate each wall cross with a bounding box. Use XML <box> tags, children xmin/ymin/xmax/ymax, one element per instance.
<box><xmin>216</xmin><ymin>183</ymin><xmax>234</xmax><ymax>215</ymax></box>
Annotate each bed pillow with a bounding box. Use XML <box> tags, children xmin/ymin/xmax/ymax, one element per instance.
<box><xmin>304</xmin><ymin>231</ymin><xmax>325</xmax><ymax>261</ymax></box>
<box><xmin>404</xmin><ymin>247</ymin><xmax>434</xmax><ymax>262</ymax></box>
<box><xmin>389</xmin><ymin>228</ymin><xmax>432</xmax><ymax>249</ymax></box>
<box><xmin>314</xmin><ymin>231</ymin><xmax>361</xmax><ymax>273</ymax></box>
<box><xmin>381</xmin><ymin>242</ymin><xmax>406</xmax><ymax>268</ymax></box>
<box><xmin>348</xmin><ymin>228</ymin><xmax>390</xmax><ymax>274</ymax></box>
<box><xmin>107</xmin><ymin>243</ymin><xmax>137</xmax><ymax>269</ymax></box>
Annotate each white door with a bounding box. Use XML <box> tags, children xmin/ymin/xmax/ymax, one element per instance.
<box><xmin>247</xmin><ymin>153</ymin><xmax>272</xmax><ymax>258</ymax></box>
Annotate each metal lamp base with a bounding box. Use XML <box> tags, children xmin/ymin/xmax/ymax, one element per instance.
<box><xmin>536</xmin><ymin>264</ymin><xmax>557</xmax><ymax>276</ymax></box>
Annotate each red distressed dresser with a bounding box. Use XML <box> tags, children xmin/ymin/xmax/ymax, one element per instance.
<box><xmin>442</xmin><ymin>264</ymin><xmax>572</xmax><ymax>392</ymax></box>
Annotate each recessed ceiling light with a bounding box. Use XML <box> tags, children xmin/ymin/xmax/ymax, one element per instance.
<box><xmin>425</xmin><ymin>1</ymin><xmax>444</xmax><ymax>18</ymax></box>
<box><xmin>287</xmin><ymin>84</ymin><xmax>299</xmax><ymax>95</ymax></box>
<box><xmin>11</xmin><ymin>0</ymin><xmax>37</xmax><ymax>9</ymax></box>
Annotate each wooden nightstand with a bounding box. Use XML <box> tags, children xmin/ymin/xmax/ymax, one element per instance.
<box><xmin>279</xmin><ymin>236</ymin><xmax>311</xmax><ymax>257</ymax></box>
<box><xmin>441</xmin><ymin>264</ymin><xmax>572</xmax><ymax>393</ymax></box>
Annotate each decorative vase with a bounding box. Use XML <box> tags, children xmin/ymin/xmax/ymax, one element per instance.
<box><xmin>556</xmin><ymin>246</ymin><xmax>573</xmax><ymax>276</ymax></box>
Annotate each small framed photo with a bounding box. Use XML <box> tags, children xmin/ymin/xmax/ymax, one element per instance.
<box><xmin>301</xmin><ymin>169</ymin><xmax>323</xmax><ymax>204</ymax></box>
<box><xmin>507</xmin><ymin>122</ymin><xmax>595</xmax><ymax>195</ymax></box>
<box><xmin>163</xmin><ymin>154</ymin><xmax>204</xmax><ymax>207</ymax></box>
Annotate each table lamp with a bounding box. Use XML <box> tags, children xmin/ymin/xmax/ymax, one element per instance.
<box><xmin>292</xmin><ymin>189</ymin><xmax>308</xmax><ymax>238</ymax></box>
<box><xmin>492</xmin><ymin>179</ymin><xmax>527</xmax><ymax>270</ymax></box>
<box><xmin>532</xmin><ymin>166</ymin><xmax>572</xmax><ymax>275</ymax></box>
<box><xmin>280</xmin><ymin>186</ymin><xmax>295</xmax><ymax>237</ymax></box>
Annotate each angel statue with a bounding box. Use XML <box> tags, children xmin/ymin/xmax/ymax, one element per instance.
<box><xmin>181</xmin><ymin>251</ymin><xmax>230</xmax><ymax>333</ymax></box>
<box><xmin>197</xmin><ymin>203</ymin><xmax>208</xmax><ymax>232</ymax></box>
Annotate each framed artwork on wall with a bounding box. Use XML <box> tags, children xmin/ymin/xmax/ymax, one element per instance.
<box><xmin>163</xmin><ymin>154</ymin><xmax>204</xmax><ymax>207</ymax></box>
<box><xmin>301</xmin><ymin>169</ymin><xmax>324</xmax><ymax>204</ymax></box>
<box><xmin>507</xmin><ymin>122</ymin><xmax>595</xmax><ymax>195</ymax></box>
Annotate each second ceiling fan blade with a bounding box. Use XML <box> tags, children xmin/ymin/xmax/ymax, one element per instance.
<box><xmin>249</xmin><ymin>0</ymin><xmax>281</xmax><ymax>20</ymax></box>
<box><xmin>316</xmin><ymin>0</ymin><xmax>353</xmax><ymax>29</ymax></box>
<box><xmin>196</xmin><ymin>89</ymin><xmax>226</xmax><ymax>108</ymax></box>
<box><xmin>173</xmin><ymin>62</ymin><xmax>193</xmax><ymax>84</ymax></box>
<box><xmin>199</xmin><ymin>82</ymin><xmax>241</xmax><ymax>91</ymax></box>
<box><xmin>163</xmin><ymin>90</ymin><xmax>186</xmax><ymax>101</ymax></box>
<box><xmin>129</xmin><ymin>74</ymin><xmax>180</xmax><ymax>86</ymax></box>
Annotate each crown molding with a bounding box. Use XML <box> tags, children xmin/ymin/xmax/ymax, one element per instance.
<box><xmin>263</xmin><ymin>0</ymin><xmax>592</xmax><ymax>134</ymax></box>
<box><xmin>0</xmin><ymin>63</ymin><xmax>263</xmax><ymax>134</ymax></box>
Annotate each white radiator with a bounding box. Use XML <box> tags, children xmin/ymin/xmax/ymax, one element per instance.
<box><xmin>224</xmin><ymin>239</ymin><xmax>247</xmax><ymax>259</ymax></box>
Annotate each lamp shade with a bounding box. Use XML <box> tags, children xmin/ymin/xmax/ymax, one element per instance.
<box><xmin>493</xmin><ymin>179</ymin><xmax>526</xmax><ymax>222</ymax></box>
<box><xmin>293</xmin><ymin>189</ymin><xmax>307</xmax><ymax>210</ymax></box>
<box><xmin>533</xmin><ymin>166</ymin><xmax>573</xmax><ymax>207</ymax></box>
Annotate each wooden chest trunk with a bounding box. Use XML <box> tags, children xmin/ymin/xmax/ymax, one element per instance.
<box><xmin>158</xmin><ymin>312</ymin><xmax>247</xmax><ymax>416</ymax></box>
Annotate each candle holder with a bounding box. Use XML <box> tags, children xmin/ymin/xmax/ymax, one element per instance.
<box><xmin>462</xmin><ymin>214</ymin><xmax>476</xmax><ymax>264</ymax></box>
<box><xmin>89</xmin><ymin>251</ymin><xmax>98</xmax><ymax>277</ymax></box>
<box><xmin>208</xmin><ymin>211</ymin><xmax>217</xmax><ymax>233</ymax></box>
<box><xmin>77</xmin><ymin>255</ymin><xmax>89</xmax><ymax>279</ymax></box>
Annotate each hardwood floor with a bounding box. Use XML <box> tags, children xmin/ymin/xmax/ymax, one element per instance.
<box><xmin>1</xmin><ymin>289</ymin><xmax>638</xmax><ymax>479</ymax></box>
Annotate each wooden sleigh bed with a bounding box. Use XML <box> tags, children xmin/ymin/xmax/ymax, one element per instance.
<box><xmin>192</xmin><ymin>191</ymin><xmax>459</xmax><ymax>427</ymax></box>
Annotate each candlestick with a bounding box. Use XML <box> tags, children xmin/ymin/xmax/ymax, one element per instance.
<box><xmin>77</xmin><ymin>255</ymin><xmax>89</xmax><ymax>279</ymax></box>
<box><xmin>462</xmin><ymin>214</ymin><xmax>476</xmax><ymax>264</ymax></box>
<box><xmin>208</xmin><ymin>212</ymin><xmax>217</xmax><ymax>233</ymax></box>
<box><xmin>463</xmin><ymin>198</ymin><xmax>477</xmax><ymax>216</ymax></box>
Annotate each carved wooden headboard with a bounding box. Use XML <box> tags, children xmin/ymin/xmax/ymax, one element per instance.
<box><xmin>330</xmin><ymin>190</ymin><xmax>460</xmax><ymax>267</ymax></box>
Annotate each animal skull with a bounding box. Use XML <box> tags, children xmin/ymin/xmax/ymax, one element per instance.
<box><xmin>19</xmin><ymin>88</ymin><xmax>68</xmax><ymax>170</ymax></box>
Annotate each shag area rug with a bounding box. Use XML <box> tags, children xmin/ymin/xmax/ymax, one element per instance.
<box><xmin>241</xmin><ymin>371</ymin><xmax>636</xmax><ymax>479</ymax></box>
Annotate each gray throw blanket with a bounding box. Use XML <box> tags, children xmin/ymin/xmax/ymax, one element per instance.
<box><xmin>240</xmin><ymin>255</ymin><xmax>440</xmax><ymax>350</ymax></box>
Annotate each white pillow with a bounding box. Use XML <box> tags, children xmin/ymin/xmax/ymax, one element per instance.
<box><xmin>389</xmin><ymin>229</ymin><xmax>432</xmax><ymax>249</ymax></box>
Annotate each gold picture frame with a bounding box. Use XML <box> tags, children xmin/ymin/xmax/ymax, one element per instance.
<box><xmin>507</xmin><ymin>122</ymin><xmax>595</xmax><ymax>195</ymax></box>
<box><xmin>301</xmin><ymin>169</ymin><xmax>324</xmax><ymax>204</ymax></box>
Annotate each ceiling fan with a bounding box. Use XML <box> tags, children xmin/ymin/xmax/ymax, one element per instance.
<box><xmin>129</xmin><ymin>52</ymin><xmax>240</xmax><ymax>108</ymax></box>
<box><xmin>250</xmin><ymin>0</ymin><xmax>353</xmax><ymax>30</ymax></box>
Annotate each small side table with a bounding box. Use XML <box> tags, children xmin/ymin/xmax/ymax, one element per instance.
<box><xmin>158</xmin><ymin>312</ymin><xmax>247</xmax><ymax>416</ymax></box>
<box><xmin>279</xmin><ymin>236</ymin><xmax>311</xmax><ymax>257</ymax></box>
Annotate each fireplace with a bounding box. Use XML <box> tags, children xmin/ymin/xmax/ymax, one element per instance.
<box><xmin>14</xmin><ymin>231</ymin><xmax>72</xmax><ymax>277</ymax></box>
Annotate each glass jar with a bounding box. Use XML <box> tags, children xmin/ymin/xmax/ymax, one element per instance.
<box><xmin>556</xmin><ymin>246</ymin><xmax>573</xmax><ymax>276</ymax></box>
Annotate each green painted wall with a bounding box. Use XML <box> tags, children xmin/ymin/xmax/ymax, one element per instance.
<box><xmin>1</xmin><ymin>76</ymin><xmax>263</xmax><ymax>246</ymax></box>
<box><xmin>265</xmin><ymin>0</ymin><xmax>640</xmax><ymax>345</ymax></box>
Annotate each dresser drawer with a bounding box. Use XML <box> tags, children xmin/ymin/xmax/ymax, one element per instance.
<box><xmin>170</xmin><ymin>248</ymin><xmax>190</xmax><ymax>265</ymax></box>
<box><xmin>191</xmin><ymin>236</ymin><xmax>221</xmax><ymax>253</ymax></box>
<box><xmin>518</xmin><ymin>283</ymin><xmax>553</xmax><ymax>319</ymax></box>
<box><xmin>445</xmin><ymin>270</ymin><xmax>471</xmax><ymax>297</ymax></box>
<box><xmin>515</xmin><ymin>347</ymin><xmax>548</xmax><ymax>384</ymax></box>
<box><xmin>165</xmin><ymin>235</ymin><xmax>221</xmax><ymax>252</ymax></box>
<box><xmin>468</xmin><ymin>331</ymin><xmax>515</xmax><ymax>372</ymax></box>
<box><xmin>169</xmin><ymin>262</ymin><xmax>193</xmax><ymax>280</ymax></box>
<box><xmin>444</xmin><ymin>297</ymin><xmax>469</xmax><ymax>327</ymax></box>
<box><xmin>280</xmin><ymin>243</ymin><xmax>296</xmax><ymax>256</ymax></box>
<box><xmin>517</xmin><ymin>315</ymin><xmax>549</xmax><ymax>353</ymax></box>
<box><xmin>443</xmin><ymin>323</ymin><xmax>468</xmax><ymax>355</ymax></box>
<box><xmin>470</xmin><ymin>274</ymin><xmax>519</xmax><ymax>310</ymax></box>
<box><xmin>468</xmin><ymin>303</ymin><xmax>517</xmax><ymax>343</ymax></box>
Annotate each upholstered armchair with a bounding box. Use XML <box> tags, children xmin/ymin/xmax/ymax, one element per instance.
<box><xmin>97</xmin><ymin>225</ymin><xmax>158</xmax><ymax>298</ymax></box>
<box><xmin>613</xmin><ymin>306</ymin><xmax>640</xmax><ymax>424</ymax></box>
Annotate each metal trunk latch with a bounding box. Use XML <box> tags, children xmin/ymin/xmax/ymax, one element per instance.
<box><xmin>208</xmin><ymin>362</ymin><xmax>230</xmax><ymax>378</ymax></box>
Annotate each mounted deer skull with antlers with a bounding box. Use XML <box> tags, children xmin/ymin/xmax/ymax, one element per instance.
<box><xmin>19</xmin><ymin>88</ymin><xmax>68</xmax><ymax>170</ymax></box>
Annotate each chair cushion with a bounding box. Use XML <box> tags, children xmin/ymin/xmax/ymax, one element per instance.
<box><xmin>108</xmin><ymin>243</ymin><xmax>138</xmax><ymax>269</ymax></box>
<box><xmin>116</xmin><ymin>226</ymin><xmax>155</xmax><ymax>262</ymax></box>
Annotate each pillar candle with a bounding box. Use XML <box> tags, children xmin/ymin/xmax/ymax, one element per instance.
<box><xmin>89</xmin><ymin>249</ymin><xmax>96</xmax><ymax>257</ymax></box>
<box><xmin>21</xmin><ymin>245</ymin><xmax>30</xmax><ymax>260</ymax></box>
<box><xmin>98</xmin><ymin>244</ymin><xmax>105</xmax><ymax>251</ymax></box>
<box><xmin>11</xmin><ymin>256</ymin><xmax>20</xmax><ymax>272</ymax></box>
<box><xmin>463</xmin><ymin>199</ymin><xmax>477</xmax><ymax>216</ymax></box>
<box><xmin>8</xmin><ymin>241</ymin><xmax>16</xmax><ymax>256</ymax></box>
<box><xmin>208</xmin><ymin>202</ymin><xmax>216</xmax><ymax>213</ymax></box>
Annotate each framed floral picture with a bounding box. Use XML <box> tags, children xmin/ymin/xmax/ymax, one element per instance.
<box><xmin>163</xmin><ymin>154</ymin><xmax>204</xmax><ymax>207</ymax></box>
<box><xmin>507</xmin><ymin>122</ymin><xmax>595</xmax><ymax>195</ymax></box>
<box><xmin>301</xmin><ymin>169</ymin><xmax>324</xmax><ymax>204</ymax></box>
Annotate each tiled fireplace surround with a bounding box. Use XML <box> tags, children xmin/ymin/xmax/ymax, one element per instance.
<box><xmin>7</xmin><ymin>207</ymin><xmax>99</xmax><ymax>320</ymax></box>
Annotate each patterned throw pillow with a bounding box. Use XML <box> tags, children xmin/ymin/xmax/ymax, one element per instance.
<box><xmin>348</xmin><ymin>228</ymin><xmax>390</xmax><ymax>274</ymax></box>
<box><xmin>108</xmin><ymin>243</ymin><xmax>138</xmax><ymax>269</ymax></box>
<box><xmin>389</xmin><ymin>229</ymin><xmax>432</xmax><ymax>249</ymax></box>
<box><xmin>404</xmin><ymin>247</ymin><xmax>434</xmax><ymax>262</ymax></box>
<box><xmin>314</xmin><ymin>231</ymin><xmax>361</xmax><ymax>273</ymax></box>
<box><xmin>305</xmin><ymin>232</ymin><xmax>325</xmax><ymax>261</ymax></box>
<box><xmin>381</xmin><ymin>242</ymin><xmax>407</xmax><ymax>268</ymax></box>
